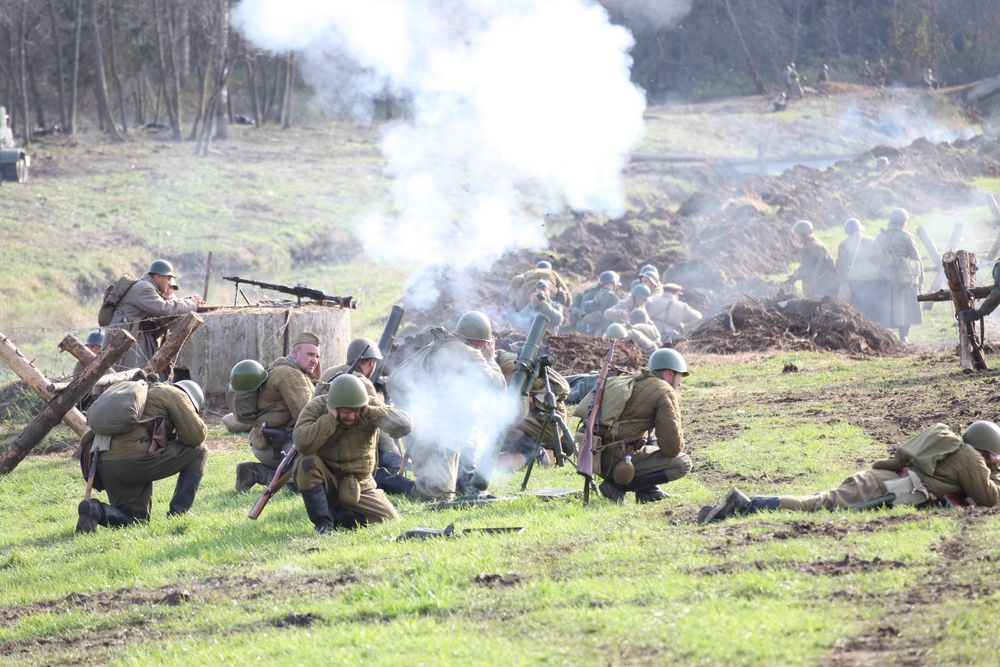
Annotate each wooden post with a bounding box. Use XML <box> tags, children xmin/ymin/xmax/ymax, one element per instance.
<box><xmin>49</xmin><ymin>368</ymin><xmax>145</xmax><ymax>392</ymax></box>
<box><xmin>0</xmin><ymin>330</ymin><xmax>135</xmax><ymax>475</ymax></box>
<box><xmin>942</xmin><ymin>250</ymin><xmax>987</xmax><ymax>372</ymax></box>
<box><xmin>143</xmin><ymin>312</ymin><xmax>203</xmax><ymax>375</ymax></box>
<box><xmin>202</xmin><ymin>250</ymin><xmax>213</xmax><ymax>302</ymax></box>
<box><xmin>921</xmin><ymin>223</ymin><xmax>965</xmax><ymax>309</ymax></box>
<box><xmin>58</xmin><ymin>334</ymin><xmax>97</xmax><ymax>365</ymax></box>
<box><xmin>0</xmin><ymin>331</ymin><xmax>89</xmax><ymax>437</ymax></box>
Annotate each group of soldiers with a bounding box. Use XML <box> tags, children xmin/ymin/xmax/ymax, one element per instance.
<box><xmin>783</xmin><ymin>208</ymin><xmax>924</xmax><ymax>343</ymax></box>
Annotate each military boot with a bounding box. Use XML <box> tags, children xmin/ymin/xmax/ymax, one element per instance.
<box><xmin>375</xmin><ymin>468</ymin><xmax>416</xmax><ymax>496</ymax></box>
<box><xmin>331</xmin><ymin>507</ymin><xmax>368</xmax><ymax>531</ymax></box>
<box><xmin>76</xmin><ymin>499</ymin><xmax>136</xmax><ymax>532</ymax></box>
<box><xmin>698</xmin><ymin>488</ymin><xmax>752</xmax><ymax>524</ymax></box>
<box><xmin>598</xmin><ymin>479</ymin><xmax>627</xmax><ymax>504</ymax></box>
<box><xmin>748</xmin><ymin>496</ymin><xmax>780</xmax><ymax>512</ymax></box>
<box><xmin>235</xmin><ymin>462</ymin><xmax>272</xmax><ymax>492</ymax></box>
<box><xmin>301</xmin><ymin>486</ymin><xmax>336</xmax><ymax>534</ymax></box>
<box><xmin>626</xmin><ymin>471</ymin><xmax>671</xmax><ymax>503</ymax></box>
<box><xmin>167</xmin><ymin>468</ymin><xmax>203</xmax><ymax>516</ymax></box>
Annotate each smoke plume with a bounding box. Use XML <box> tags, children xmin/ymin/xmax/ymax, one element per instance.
<box><xmin>603</xmin><ymin>0</ymin><xmax>693</xmax><ymax>30</ymax></box>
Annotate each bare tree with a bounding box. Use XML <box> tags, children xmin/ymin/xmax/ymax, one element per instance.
<box><xmin>106</xmin><ymin>0</ymin><xmax>128</xmax><ymax>133</ymax></box>
<box><xmin>87</xmin><ymin>0</ymin><xmax>123</xmax><ymax>140</ymax></box>
<box><xmin>68</xmin><ymin>0</ymin><xmax>83</xmax><ymax>134</ymax></box>
<box><xmin>46</xmin><ymin>0</ymin><xmax>68</xmax><ymax>128</ymax></box>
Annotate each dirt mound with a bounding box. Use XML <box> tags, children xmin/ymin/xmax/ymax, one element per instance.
<box><xmin>679</xmin><ymin>295</ymin><xmax>901</xmax><ymax>355</ymax></box>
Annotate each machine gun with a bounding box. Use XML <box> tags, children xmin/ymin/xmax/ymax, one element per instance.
<box><xmin>577</xmin><ymin>338</ymin><xmax>616</xmax><ymax>504</ymax></box>
<box><xmin>470</xmin><ymin>313</ymin><xmax>549</xmax><ymax>492</ymax></box>
<box><xmin>223</xmin><ymin>276</ymin><xmax>357</xmax><ymax>309</ymax></box>
<box><xmin>518</xmin><ymin>355</ymin><xmax>577</xmax><ymax>492</ymax></box>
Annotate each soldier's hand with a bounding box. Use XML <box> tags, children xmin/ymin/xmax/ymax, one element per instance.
<box><xmin>482</xmin><ymin>338</ymin><xmax>496</xmax><ymax>360</ymax></box>
<box><xmin>311</xmin><ymin>358</ymin><xmax>323</xmax><ymax>380</ymax></box>
<box><xmin>188</xmin><ymin>293</ymin><xmax>205</xmax><ymax>306</ymax></box>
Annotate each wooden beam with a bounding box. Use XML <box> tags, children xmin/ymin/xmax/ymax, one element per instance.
<box><xmin>942</xmin><ymin>250</ymin><xmax>987</xmax><ymax>372</ymax></box>
<box><xmin>0</xmin><ymin>329</ymin><xmax>135</xmax><ymax>475</ymax></box>
<box><xmin>58</xmin><ymin>334</ymin><xmax>97</xmax><ymax>365</ymax></box>
<box><xmin>49</xmin><ymin>368</ymin><xmax>145</xmax><ymax>392</ymax></box>
<box><xmin>0</xmin><ymin>331</ymin><xmax>89</xmax><ymax>437</ymax></box>
<box><xmin>143</xmin><ymin>312</ymin><xmax>203</xmax><ymax>375</ymax></box>
<box><xmin>918</xmin><ymin>285</ymin><xmax>991</xmax><ymax>302</ymax></box>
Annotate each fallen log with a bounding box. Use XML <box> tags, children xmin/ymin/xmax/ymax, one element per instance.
<box><xmin>58</xmin><ymin>334</ymin><xmax>97</xmax><ymax>365</ymax></box>
<box><xmin>0</xmin><ymin>331</ymin><xmax>89</xmax><ymax>437</ymax></box>
<box><xmin>143</xmin><ymin>312</ymin><xmax>203</xmax><ymax>375</ymax></box>
<box><xmin>0</xmin><ymin>330</ymin><xmax>135</xmax><ymax>475</ymax></box>
<box><xmin>48</xmin><ymin>368</ymin><xmax>145</xmax><ymax>392</ymax></box>
<box><xmin>917</xmin><ymin>286</ymin><xmax>991</xmax><ymax>302</ymax></box>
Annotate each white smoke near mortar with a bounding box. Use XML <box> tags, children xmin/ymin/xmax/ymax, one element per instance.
<box><xmin>603</xmin><ymin>0</ymin><xmax>693</xmax><ymax>29</ymax></box>
<box><xmin>232</xmin><ymin>0</ymin><xmax>646</xmax><ymax>307</ymax></box>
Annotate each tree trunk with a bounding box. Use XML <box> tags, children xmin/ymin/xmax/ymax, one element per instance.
<box><xmin>152</xmin><ymin>0</ymin><xmax>181</xmax><ymax>140</ymax></box>
<box><xmin>178</xmin><ymin>2</ymin><xmax>190</xmax><ymax>87</ymax></box>
<box><xmin>16</xmin><ymin>4</ymin><xmax>32</xmax><ymax>146</ymax></box>
<box><xmin>246</xmin><ymin>57</ymin><xmax>260</xmax><ymax>127</ymax></box>
<box><xmin>87</xmin><ymin>0</ymin><xmax>124</xmax><ymax>141</ymax></box>
<box><xmin>214</xmin><ymin>0</ymin><xmax>230</xmax><ymax>140</ymax></box>
<box><xmin>47</xmin><ymin>0</ymin><xmax>68</xmax><ymax>129</ymax></box>
<box><xmin>106</xmin><ymin>0</ymin><xmax>128</xmax><ymax>133</ymax></box>
<box><xmin>280</xmin><ymin>52</ymin><xmax>294</xmax><ymax>129</ymax></box>
<box><xmin>27</xmin><ymin>53</ymin><xmax>46</xmax><ymax>131</ymax></box>
<box><xmin>723</xmin><ymin>0</ymin><xmax>767</xmax><ymax>95</ymax></box>
<box><xmin>68</xmin><ymin>0</ymin><xmax>83</xmax><ymax>134</ymax></box>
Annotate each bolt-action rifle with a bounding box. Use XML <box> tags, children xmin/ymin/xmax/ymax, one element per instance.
<box><xmin>577</xmin><ymin>338</ymin><xmax>616</xmax><ymax>504</ymax></box>
<box><xmin>223</xmin><ymin>276</ymin><xmax>357</xmax><ymax>309</ymax></box>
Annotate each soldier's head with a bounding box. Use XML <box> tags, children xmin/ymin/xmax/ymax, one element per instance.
<box><xmin>326</xmin><ymin>374</ymin><xmax>370</xmax><ymax>426</ymax></box>
<box><xmin>533</xmin><ymin>279</ymin><xmax>551</xmax><ymax>303</ymax></box>
<box><xmin>346</xmin><ymin>337</ymin><xmax>382</xmax><ymax>378</ymax></box>
<box><xmin>598</xmin><ymin>270</ymin><xmax>620</xmax><ymax>290</ymax></box>
<box><xmin>84</xmin><ymin>330</ymin><xmax>104</xmax><ymax>355</ymax></box>
<box><xmin>536</xmin><ymin>260</ymin><xmax>552</xmax><ymax>270</ymax></box>
<box><xmin>630</xmin><ymin>284</ymin><xmax>651</xmax><ymax>307</ymax></box>
<box><xmin>844</xmin><ymin>218</ymin><xmax>862</xmax><ymax>234</ymax></box>
<box><xmin>662</xmin><ymin>282</ymin><xmax>683</xmax><ymax>299</ymax></box>
<box><xmin>639</xmin><ymin>271</ymin><xmax>659</xmax><ymax>291</ymax></box>
<box><xmin>792</xmin><ymin>220</ymin><xmax>814</xmax><ymax>239</ymax></box>
<box><xmin>629</xmin><ymin>308</ymin><xmax>649</xmax><ymax>326</ymax></box>
<box><xmin>289</xmin><ymin>331</ymin><xmax>321</xmax><ymax>375</ymax></box>
<box><xmin>888</xmin><ymin>208</ymin><xmax>909</xmax><ymax>229</ymax></box>
<box><xmin>962</xmin><ymin>421</ymin><xmax>1000</xmax><ymax>464</ymax></box>
<box><xmin>648</xmin><ymin>347</ymin><xmax>689</xmax><ymax>389</ymax></box>
<box><xmin>147</xmin><ymin>259</ymin><xmax>177</xmax><ymax>294</ymax></box>
<box><xmin>454</xmin><ymin>310</ymin><xmax>493</xmax><ymax>354</ymax></box>
<box><xmin>173</xmin><ymin>380</ymin><xmax>205</xmax><ymax>414</ymax></box>
<box><xmin>229</xmin><ymin>359</ymin><xmax>267</xmax><ymax>392</ymax></box>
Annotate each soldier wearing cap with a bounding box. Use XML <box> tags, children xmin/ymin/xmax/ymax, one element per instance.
<box><xmin>508</xmin><ymin>260</ymin><xmax>571</xmax><ymax>310</ymax></box>
<box><xmin>233</xmin><ymin>331</ymin><xmax>321</xmax><ymax>491</ymax></box>
<box><xmin>782</xmin><ymin>220</ymin><xmax>837</xmax><ymax>298</ymax></box>
<box><xmin>604</xmin><ymin>284</ymin><xmax>650</xmax><ymax>324</ymax></box>
<box><xmin>875</xmin><ymin>208</ymin><xmax>923</xmax><ymax>343</ymax></box>
<box><xmin>835</xmin><ymin>217</ymin><xmax>882</xmax><ymax>320</ymax></box>
<box><xmin>72</xmin><ymin>331</ymin><xmax>106</xmax><ymax>410</ymax></box>
<box><xmin>646</xmin><ymin>283</ymin><xmax>703</xmax><ymax>342</ymax></box>
<box><xmin>293</xmin><ymin>374</ymin><xmax>413</xmax><ymax>533</ymax></box>
<box><xmin>110</xmin><ymin>259</ymin><xmax>203</xmax><ymax>374</ymax></box>
<box><xmin>580</xmin><ymin>348</ymin><xmax>693</xmax><ymax>504</ymax></box>
<box><xmin>573</xmin><ymin>270</ymin><xmax>623</xmax><ymax>335</ymax></box>
<box><xmin>517</xmin><ymin>279</ymin><xmax>564</xmax><ymax>333</ymax></box>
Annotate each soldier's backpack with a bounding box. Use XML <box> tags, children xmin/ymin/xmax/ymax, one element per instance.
<box><xmin>97</xmin><ymin>274</ymin><xmax>139</xmax><ymax>326</ymax></box>
<box><xmin>226</xmin><ymin>386</ymin><xmax>263</xmax><ymax>423</ymax></box>
<box><xmin>894</xmin><ymin>423</ymin><xmax>964</xmax><ymax>476</ymax></box>
<box><xmin>86</xmin><ymin>380</ymin><xmax>152</xmax><ymax>435</ymax></box>
<box><xmin>572</xmin><ymin>372</ymin><xmax>638</xmax><ymax>433</ymax></box>
<box><xmin>573</xmin><ymin>285</ymin><xmax>602</xmax><ymax>316</ymax></box>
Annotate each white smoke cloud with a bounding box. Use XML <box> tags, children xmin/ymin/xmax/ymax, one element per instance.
<box><xmin>602</xmin><ymin>0</ymin><xmax>693</xmax><ymax>30</ymax></box>
<box><xmin>233</xmin><ymin>0</ymin><xmax>646</xmax><ymax>298</ymax></box>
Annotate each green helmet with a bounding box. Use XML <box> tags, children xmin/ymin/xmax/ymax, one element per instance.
<box><xmin>792</xmin><ymin>220</ymin><xmax>814</xmax><ymax>235</ymax></box>
<box><xmin>85</xmin><ymin>330</ymin><xmax>105</xmax><ymax>347</ymax></box>
<box><xmin>640</xmin><ymin>264</ymin><xmax>660</xmax><ymax>279</ymax></box>
<box><xmin>454</xmin><ymin>310</ymin><xmax>493</xmax><ymax>342</ymax></box>
<box><xmin>327</xmin><ymin>374</ymin><xmax>370</xmax><ymax>409</ymax></box>
<box><xmin>605</xmin><ymin>323</ymin><xmax>628</xmax><ymax>339</ymax></box>
<box><xmin>536</xmin><ymin>260</ymin><xmax>552</xmax><ymax>270</ymax></box>
<box><xmin>631</xmin><ymin>284</ymin><xmax>651</xmax><ymax>301</ymax></box>
<box><xmin>629</xmin><ymin>308</ymin><xmax>648</xmax><ymax>325</ymax></box>
<box><xmin>147</xmin><ymin>259</ymin><xmax>176</xmax><ymax>277</ymax></box>
<box><xmin>229</xmin><ymin>359</ymin><xmax>267</xmax><ymax>392</ymax></box>
<box><xmin>844</xmin><ymin>218</ymin><xmax>862</xmax><ymax>234</ymax></box>
<box><xmin>888</xmin><ymin>208</ymin><xmax>909</xmax><ymax>228</ymax></box>
<box><xmin>649</xmin><ymin>348</ymin><xmax>689</xmax><ymax>376</ymax></box>
<box><xmin>347</xmin><ymin>337</ymin><xmax>383</xmax><ymax>362</ymax></box>
<box><xmin>598</xmin><ymin>270</ymin><xmax>619</xmax><ymax>286</ymax></box>
<box><xmin>962</xmin><ymin>421</ymin><xmax>1000</xmax><ymax>455</ymax></box>
<box><xmin>173</xmin><ymin>380</ymin><xmax>205</xmax><ymax>413</ymax></box>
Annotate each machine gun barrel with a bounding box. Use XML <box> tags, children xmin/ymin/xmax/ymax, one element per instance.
<box><xmin>222</xmin><ymin>276</ymin><xmax>357</xmax><ymax>309</ymax></box>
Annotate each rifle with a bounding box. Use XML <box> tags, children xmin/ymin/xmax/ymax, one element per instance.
<box><xmin>470</xmin><ymin>313</ymin><xmax>549</xmax><ymax>492</ymax></box>
<box><xmin>223</xmin><ymin>276</ymin><xmax>358</xmax><ymax>309</ymax></box>
<box><xmin>577</xmin><ymin>339</ymin><xmax>616</xmax><ymax>504</ymax></box>
<box><xmin>249</xmin><ymin>345</ymin><xmax>372</xmax><ymax>520</ymax></box>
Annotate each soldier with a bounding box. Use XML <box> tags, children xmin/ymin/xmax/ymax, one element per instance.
<box><xmin>624</xmin><ymin>308</ymin><xmax>661</xmax><ymax>356</ymax></box>
<box><xmin>234</xmin><ymin>332</ymin><xmax>321</xmax><ymax>491</ymax></box>
<box><xmin>962</xmin><ymin>258</ymin><xmax>1000</xmax><ymax>322</ymax></box>
<box><xmin>494</xmin><ymin>347</ymin><xmax>571</xmax><ymax>471</ymax></box>
<box><xmin>590</xmin><ymin>348</ymin><xmax>692</xmax><ymax>503</ymax></box>
<box><xmin>315</xmin><ymin>337</ymin><xmax>414</xmax><ymax>496</ymax></box>
<box><xmin>517</xmin><ymin>279</ymin><xmax>564</xmax><ymax>333</ymax></box>
<box><xmin>388</xmin><ymin>311</ymin><xmax>507</xmax><ymax>499</ymax></box>
<box><xmin>835</xmin><ymin>218</ymin><xmax>882</xmax><ymax>320</ymax></box>
<box><xmin>508</xmin><ymin>260</ymin><xmax>571</xmax><ymax>310</ymax></box>
<box><xmin>110</xmin><ymin>259</ymin><xmax>203</xmax><ymax>374</ymax></box>
<box><xmin>785</xmin><ymin>63</ymin><xmax>805</xmax><ymax>99</ymax></box>
<box><xmin>700</xmin><ymin>421</ymin><xmax>1000</xmax><ymax>523</ymax></box>
<box><xmin>76</xmin><ymin>379</ymin><xmax>207</xmax><ymax>532</ymax></box>
<box><xmin>605</xmin><ymin>284</ymin><xmax>650</xmax><ymax>324</ymax></box>
<box><xmin>768</xmin><ymin>92</ymin><xmax>788</xmax><ymax>113</ymax></box>
<box><xmin>875</xmin><ymin>208</ymin><xmax>923</xmax><ymax>343</ymax></box>
<box><xmin>923</xmin><ymin>68</ymin><xmax>938</xmax><ymax>90</ymax></box>
<box><xmin>572</xmin><ymin>271</ymin><xmax>622</xmax><ymax>335</ymax></box>
<box><xmin>293</xmin><ymin>374</ymin><xmax>412</xmax><ymax>533</ymax></box>
<box><xmin>73</xmin><ymin>330</ymin><xmax>105</xmax><ymax>411</ymax></box>
<box><xmin>783</xmin><ymin>220</ymin><xmax>837</xmax><ymax>298</ymax></box>
<box><xmin>817</xmin><ymin>63</ymin><xmax>830</xmax><ymax>83</ymax></box>
<box><xmin>646</xmin><ymin>283</ymin><xmax>703</xmax><ymax>342</ymax></box>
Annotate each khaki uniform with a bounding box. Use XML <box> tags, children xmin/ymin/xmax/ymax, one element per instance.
<box><xmin>836</xmin><ymin>233</ymin><xmax>882</xmax><ymax>320</ymax></box>
<box><xmin>316</xmin><ymin>364</ymin><xmax>400</xmax><ymax>464</ymax></box>
<box><xmin>247</xmin><ymin>357</ymin><xmax>314</xmax><ymax>466</ymax></box>
<box><xmin>777</xmin><ymin>425</ymin><xmax>1000</xmax><ymax>510</ymax></box>
<box><xmin>627</xmin><ymin>322</ymin><xmax>662</xmax><ymax>356</ymax></box>
<box><xmin>978</xmin><ymin>260</ymin><xmax>1000</xmax><ymax>316</ymax></box>
<box><xmin>646</xmin><ymin>294</ymin><xmax>702</xmax><ymax>339</ymax></box>
<box><xmin>518</xmin><ymin>298</ymin><xmax>564</xmax><ymax>333</ymax></box>
<box><xmin>593</xmin><ymin>369</ymin><xmax>692</xmax><ymax>483</ymax></box>
<box><xmin>110</xmin><ymin>273</ymin><xmax>199</xmax><ymax>372</ymax></box>
<box><xmin>509</xmin><ymin>268</ymin><xmax>571</xmax><ymax>309</ymax></box>
<box><xmin>790</xmin><ymin>236</ymin><xmax>837</xmax><ymax>297</ymax></box>
<box><xmin>496</xmin><ymin>350</ymin><xmax>570</xmax><ymax>457</ymax></box>
<box><xmin>604</xmin><ymin>294</ymin><xmax>643</xmax><ymax>324</ymax></box>
<box><xmin>875</xmin><ymin>228</ymin><xmax>924</xmax><ymax>329</ymax></box>
<box><xmin>576</xmin><ymin>286</ymin><xmax>621</xmax><ymax>334</ymax></box>
<box><xmin>96</xmin><ymin>384</ymin><xmax>207</xmax><ymax>520</ymax></box>
<box><xmin>292</xmin><ymin>394</ymin><xmax>411</xmax><ymax>523</ymax></box>
<box><xmin>389</xmin><ymin>328</ymin><xmax>506</xmax><ymax>499</ymax></box>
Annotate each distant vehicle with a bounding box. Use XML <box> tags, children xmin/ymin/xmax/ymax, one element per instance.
<box><xmin>0</xmin><ymin>106</ymin><xmax>30</xmax><ymax>183</ymax></box>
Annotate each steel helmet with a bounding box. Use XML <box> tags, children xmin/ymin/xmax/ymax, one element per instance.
<box><xmin>174</xmin><ymin>380</ymin><xmax>205</xmax><ymax>413</ymax></box>
<box><xmin>605</xmin><ymin>323</ymin><xmax>628</xmax><ymax>340</ymax></box>
<box><xmin>536</xmin><ymin>260</ymin><xmax>552</xmax><ymax>270</ymax></box>
<box><xmin>229</xmin><ymin>359</ymin><xmax>267</xmax><ymax>392</ymax></box>
<box><xmin>962</xmin><ymin>421</ymin><xmax>1000</xmax><ymax>455</ymax></box>
<box><xmin>327</xmin><ymin>374</ymin><xmax>370</xmax><ymax>409</ymax></box>
<box><xmin>598</xmin><ymin>270</ymin><xmax>619</xmax><ymax>286</ymax></box>
<box><xmin>844</xmin><ymin>218</ymin><xmax>862</xmax><ymax>234</ymax></box>
<box><xmin>147</xmin><ymin>259</ymin><xmax>176</xmax><ymax>277</ymax></box>
<box><xmin>84</xmin><ymin>330</ymin><xmax>105</xmax><ymax>347</ymax></box>
<box><xmin>889</xmin><ymin>208</ymin><xmax>910</xmax><ymax>228</ymax></box>
<box><xmin>347</xmin><ymin>337</ymin><xmax>383</xmax><ymax>361</ymax></box>
<box><xmin>629</xmin><ymin>308</ymin><xmax>648</xmax><ymax>325</ymax></box>
<box><xmin>454</xmin><ymin>310</ymin><xmax>493</xmax><ymax>342</ymax></box>
<box><xmin>631</xmin><ymin>284</ymin><xmax>651</xmax><ymax>301</ymax></box>
<box><xmin>639</xmin><ymin>264</ymin><xmax>660</xmax><ymax>278</ymax></box>
<box><xmin>792</xmin><ymin>220</ymin><xmax>814</xmax><ymax>235</ymax></box>
<box><xmin>648</xmin><ymin>348</ymin><xmax>689</xmax><ymax>376</ymax></box>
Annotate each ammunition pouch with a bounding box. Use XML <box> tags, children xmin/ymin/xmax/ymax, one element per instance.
<box><xmin>337</xmin><ymin>475</ymin><xmax>362</xmax><ymax>507</ymax></box>
<box><xmin>261</xmin><ymin>426</ymin><xmax>291</xmax><ymax>458</ymax></box>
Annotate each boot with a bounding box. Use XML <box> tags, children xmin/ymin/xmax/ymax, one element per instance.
<box><xmin>76</xmin><ymin>499</ymin><xmax>137</xmax><ymax>532</ymax></box>
<box><xmin>375</xmin><ymin>468</ymin><xmax>416</xmax><ymax>496</ymax></box>
<box><xmin>301</xmin><ymin>486</ymin><xmax>335</xmax><ymax>534</ymax></box>
<box><xmin>167</xmin><ymin>468</ymin><xmax>203</xmax><ymax>516</ymax></box>
<box><xmin>698</xmin><ymin>488</ymin><xmax>752</xmax><ymax>524</ymax></box>
<box><xmin>749</xmin><ymin>496</ymin><xmax>780</xmax><ymax>512</ymax></box>
<box><xmin>598</xmin><ymin>479</ymin><xmax>626</xmax><ymax>504</ymax></box>
<box><xmin>235</xmin><ymin>462</ymin><xmax>273</xmax><ymax>492</ymax></box>
<box><xmin>331</xmin><ymin>507</ymin><xmax>368</xmax><ymax>530</ymax></box>
<box><xmin>626</xmin><ymin>471</ymin><xmax>671</xmax><ymax>503</ymax></box>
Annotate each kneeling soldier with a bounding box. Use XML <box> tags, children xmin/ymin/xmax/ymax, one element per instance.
<box><xmin>293</xmin><ymin>374</ymin><xmax>412</xmax><ymax>533</ymax></box>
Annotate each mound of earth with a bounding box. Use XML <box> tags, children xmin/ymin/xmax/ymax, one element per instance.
<box><xmin>679</xmin><ymin>295</ymin><xmax>901</xmax><ymax>355</ymax></box>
